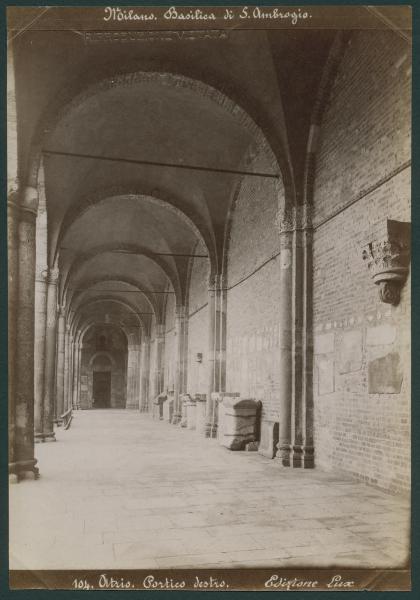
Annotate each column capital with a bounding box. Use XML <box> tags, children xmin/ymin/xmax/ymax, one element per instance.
<box><xmin>208</xmin><ymin>273</ymin><xmax>226</xmax><ymax>292</ymax></box>
<box><xmin>156</xmin><ymin>323</ymin><xmax>165</xmax><ymax>337</ymax></box>
<box><xmin>362</xmin><ymin>219</ymin><xmax>410</xmax><ymax>305</ymax></box>
<box><xmin>276</xmin><ymin>203</ymin><xmax>313</xmax><ymax>234</ymax></box>
<box><xmin>47</xmin><ymin>267</ymin><xmax>60</xmax><ymax>285</ymax></box>
<box><xmin>20</xmin><ymin>185</ymin><xmax>39</xmax><ymax>217</ymax></box>
<box><xmin>35</xmin><ymin>266</ymin><xmax>49</xmax><ymax>283</ymax></box>
<box><xmin>175</xmin><ymin>305</ymin><xmax>188</xmax><ymax>320</ymax></box>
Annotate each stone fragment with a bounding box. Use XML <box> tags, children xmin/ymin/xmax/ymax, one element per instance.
<box><xmin>339</xmin><ymin>330</ymin><xmax>363</xmax><ymax>373</ymax></box>
<box><xmin>245</xmin><ymin>441</ymin><xmax>259</xmax><ymax>451</ymax></box>
<box><xmin>314</xmin><ymin>332</ymin><xmax>335</xmax><ymax>355</ymax></box>
<box><xmin>368</xmin><ymin>352</ymin><xmax>403</xmax><ymax>394</ymax></box>
<box><xmin>258</xmin><ymin>420</ymin><xmax>279</xmax><ymax>458</ymax></box>
<box><xmin>366</xmin><ymin>324</ymin><xmax>396</xmax><ymax>346</ymax></box>
<box><xmin>194</xmin><ymin>395</ymin><xmax>207</xmax><ymax>435</ymax></box>
<box><xmin>317</xmin><ymin>359</ymin><xmax>335</xmax><ymax>395</ymax></box>
<box><xmin>220</xmin><ymin>398</ymin><xmax>261</xmax><ymax>450</ymax></box>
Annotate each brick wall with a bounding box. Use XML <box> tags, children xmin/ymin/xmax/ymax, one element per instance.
<box><xmin>187</xmin><ymin>240</ymin><xmax>209</xmax><ymax>395</ymax></box>
<box><xmin>226</xmin><ymin>152</ymin><xmax>285</xmax><ymax>422</ymax></box>
<box><xmin>312</xmin><ymin>31</ymin><xmax>411</xmax><ymax>494</ymax></box>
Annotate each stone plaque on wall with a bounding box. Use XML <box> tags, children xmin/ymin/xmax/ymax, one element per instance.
<box><xmin>339</xmin><ymin>330</ymin><xmax>363</xmax><ymax>373</ymax></box>
<box><xmin>317</xmin><ymin>358</ymin><xmax>334</xmax><ymax>395</ymax></box>
<box><xmin>258</xmin><ymin>420</ymin><xmax>279</xmax><ymax>458</ymax></box>
<box><xmin>314</xmin><ymin>332</ymin><xmax>335</xmax><ymax>355</ymax></box>
<box><xmin>368</xmin><ymin>352</ymin><xmax>403</xmax><ymax>394</ymax></box>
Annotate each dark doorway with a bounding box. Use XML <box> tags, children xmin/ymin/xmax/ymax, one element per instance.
<box><xmin>92</xmin><ymin>371</ymin><xmax>111</xmax><ymax>408</ymax></box>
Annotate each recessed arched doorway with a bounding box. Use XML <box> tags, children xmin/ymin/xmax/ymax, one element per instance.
<box><xmin>92</xmin><ymin>354</ymin><xmax>112</xmax><ymax>408</ymax></box>
<box><xmin>79</xmin><ymin>325</ymin><xmax>128</xmax><ymax>409</ymax></box>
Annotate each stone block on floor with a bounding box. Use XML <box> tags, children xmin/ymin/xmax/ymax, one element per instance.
<box><xmin>220</xmin><ymin>397</ymin><xmax>261</xmax><ymax>450</ymax></box>
<box><xmin>258</xmin><ymin>419</ymin><xmax>279</xmax><ymax>458</ymax></box>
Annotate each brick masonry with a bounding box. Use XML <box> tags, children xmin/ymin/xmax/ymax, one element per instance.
<box><xmin>226</xmin><ymin>152</ymin><xmax>284</xmax><ymax>423</ymax></box>
<box><xmin>312</xmin><ymin>31</ymin><xmax>411</xmax><ymax>494</ymax></box>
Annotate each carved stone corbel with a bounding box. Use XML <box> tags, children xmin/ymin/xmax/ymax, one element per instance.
<box><xmin>362</xmin><ymin>220</ymin><xmax>410</xmax><ymax>305</ymax></box>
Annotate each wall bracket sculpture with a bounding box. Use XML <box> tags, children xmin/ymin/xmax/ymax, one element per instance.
<box><xmin>362</xmin><ymin>219</ymin><xmax>410</xmax><ymax>305</ymax></box>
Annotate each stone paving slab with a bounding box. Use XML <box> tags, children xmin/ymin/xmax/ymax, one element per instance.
<box><xmin>9</xmin><ymin>409</ymin><xmax>410</xmax><ymax>570</ymax></box>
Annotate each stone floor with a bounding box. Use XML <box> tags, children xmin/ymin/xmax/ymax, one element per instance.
<box><xmin>9</xmin><ymin>410</ymin><xmax>410</xmax><ymax>570</ymax></box>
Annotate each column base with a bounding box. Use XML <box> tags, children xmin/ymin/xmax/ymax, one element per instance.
<box><xmin>9</xmin><ymin>459</ymin><xmax>40</xmax><ymax>481</ymax></box>
<box><xmin>275</xmin><ymin>443</ymin><xmax>291</xmax><ymax>467</ymax></box>
<box><xmin>171</xmin><ymin>412</ymin><xmax>182</xmax><ymax>425</ymax></box>
<box><xmin>292</xmin><ymin>445</ymin><xmax>315</xmax><ymax>468</ymax></box>
<box><xmin>204</xmin><ymin>422</ymin><xmax>218</xmax><ymax>438</ymax></box>
<box><xmin>35</xmin><ymin>432</ymin><xmax>56</xmax><ymax>443</ymax></box>
<box><xmin>125</xmin><ymin>404</ymin><xmax>139</xmax><ymax>410</ymax></box>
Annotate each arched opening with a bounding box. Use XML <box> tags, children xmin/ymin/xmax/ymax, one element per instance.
<box><xmin>7</xmin><ymin>11</ymin><xmax>411</xmax><ymax>576</ymax></box>
<box><xmin>81</xmin><ymin>325</ymin><xmax>128</xmax><ymax>409</ymax></box>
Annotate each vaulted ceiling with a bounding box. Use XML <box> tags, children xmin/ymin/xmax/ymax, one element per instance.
<box><xmin>13</xmin><ymin>23</ymin><xmax>337</xmax><ymax>338</ymax></box>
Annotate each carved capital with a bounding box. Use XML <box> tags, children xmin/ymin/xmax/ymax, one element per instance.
<box><xmin>276</xmin><ymin>205</ymin><xmax>296</xmax><ymax>234</ymax></box>
<box><xmin>276</xmin><ymin>203</ymin><xmax>313</xmax><ymax>234</ymax></box>
<box><xmin>175</xmin><ymin>305</ymin><xmax>187</xmax><ymax>320</ymax></box>
<box><xmin>362</xmin><ymin>220</ymin><xmax>410</xmax><ymax>305</ymax></box>
<box><xmin>47</xmin><ymin>267</ymin><xmax>60</xmax><ymax>285</ymax></box>
<box><xmin>21</xmin><ymin>186</ymin><xmax>39</xmax><ymax>216</ymax></box>
<box><xmin>35</xmin><ymin>266</ymin><xmax>49</xmax><ymax>283</ymax></box>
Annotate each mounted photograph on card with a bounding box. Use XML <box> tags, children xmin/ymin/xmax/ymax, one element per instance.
<box><xmin>6</xmin><ymin>4</ymin><xmax>411</xmax><ymax>591</ymax></box>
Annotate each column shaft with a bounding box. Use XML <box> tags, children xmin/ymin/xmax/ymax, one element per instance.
<box><xmin>72</xmin><ymin>343</ymin><xmax>80</xmax><ymax>409</ymax></box>
<box><xmin>68</xmin><ymin>338</ymin><xmax>74</xmax><ymax>411</ymax></box>
<box><xmin>63</xmin><ymin>331</ymin><xmax>70</xmax><ymax>413</ymax></box>
<box><xmin>205</xmin><ymin>279</ymin><xmax>217</xmax><ymax>437</ymax></box>
<box><xmin>13</xmin><ymin>187</ymin><xmax>39</xmax><ymax>479</ymax></box>
<box><xmin>8</xmin><ymin>197</ymin><xmax>19</xmax><ymax>478</ymax></box>
<box><xmin>276</xmin><ymin>230</ymin><xmax>293</xmax><ymax>466</ymax></box>
<box><xmin>126</xmin><ymin>344</ymin><xmax>141</xmax><ymax>409</ymax></box>
<box><xmin>55</xmin><ymin>312</ymin><xmax>66</xmax><ymax>418</ymax></box>
<box><xmin>140</xmin><ymin>337</ymin><xmax>150</xmax><ymax>412</ymax></box>
<box><xmin>172</xmin><ymin>306</ymin><xmax>188</xmax><ymax>424</ymax></box>
<box><xmin>34</xmin><ymin>270</ymin><xmax>48</xmax><ymax>440</ymax></box>
<box><xmin>42</xmin><ymin>271</ymin><xmax>58</xmax><ymax>440</ymax></box>
<box><xmin>154</xmin><ymin>324</ymin><xmax>165</xmax><ymax>396</ymax></box>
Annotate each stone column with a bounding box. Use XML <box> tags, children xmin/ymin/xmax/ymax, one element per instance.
<box><xmin>204</xmin><ymin>275</ymin><xmax>217</xmax><ymax>437</ymax></box>
<box><xmin>68</xmin><ymin>336</ymin><xmax>75</xmax><ymax>411</ymax></box>
<box><xmin>72</xmin><ymin>342</ymin><xmax>80</xmax><ymax>409</ymax></box>
<box><xmin>76</xmin><ymin>342</ymin><xmax>83</xmax><ymax>409</ymax></box>
<box><xmin>275</xmin><ymin>210</ymin><xmax>294</xmax><ymax>467</ymax></box>
<box><xmin>7</xmin><ymin>43</ymin><xmax>19</xmax><ymax>480</ymax></box>
<box><xmin>154</xmin><ymin>323</ymin><xmax>165</xmax><ymax>396</ymax></box>
<box><xmin>55</xmin><ymin>309</ymin><xmax>66</xmax><ymax>419</ymax></box>
<box><xmin>218</xmin><ymin>275</ymin><xmax>228</xmax><ymax>394</ymax></box>
<box><xmin>290</xmin><ymin>206</ymin><xmax>314</xmax><ymax>468</ymax></box>
<box><xmin>140</xmin><ymin>336</ymin><xmax>150</xmax><ymax>412</ymax></box>
<box><xmin>172</xmin><ymin>305</ymin><xmax>188</xmax><ymax>424</ymax></box>
<box><xmin>12</xmin><ymin>186</ymin><xmax>39</xmax><ymax>480</ymax></box>
<box><xmin>126</xmin><ymin>342</ymin><xmax>141</xmax><ymax>409</ymax></box>
<box><xmin>8</xmin><ymin>193</ymin><xmax>19</xmax><ymax>480</ymax></box>
<box><xmin>63</xmin><ymin>328</ymin><xmax>70</xmax><ymax>413</ymax></box>
<box><xmin>42</xmin><ymin>268</ymin><xmax>59</xmax><ymax>440</ymax></box>
<box><xmin>34</xmin><ymin>267</ymin><xmax>48</xmax><ymax>441</ymax></box>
